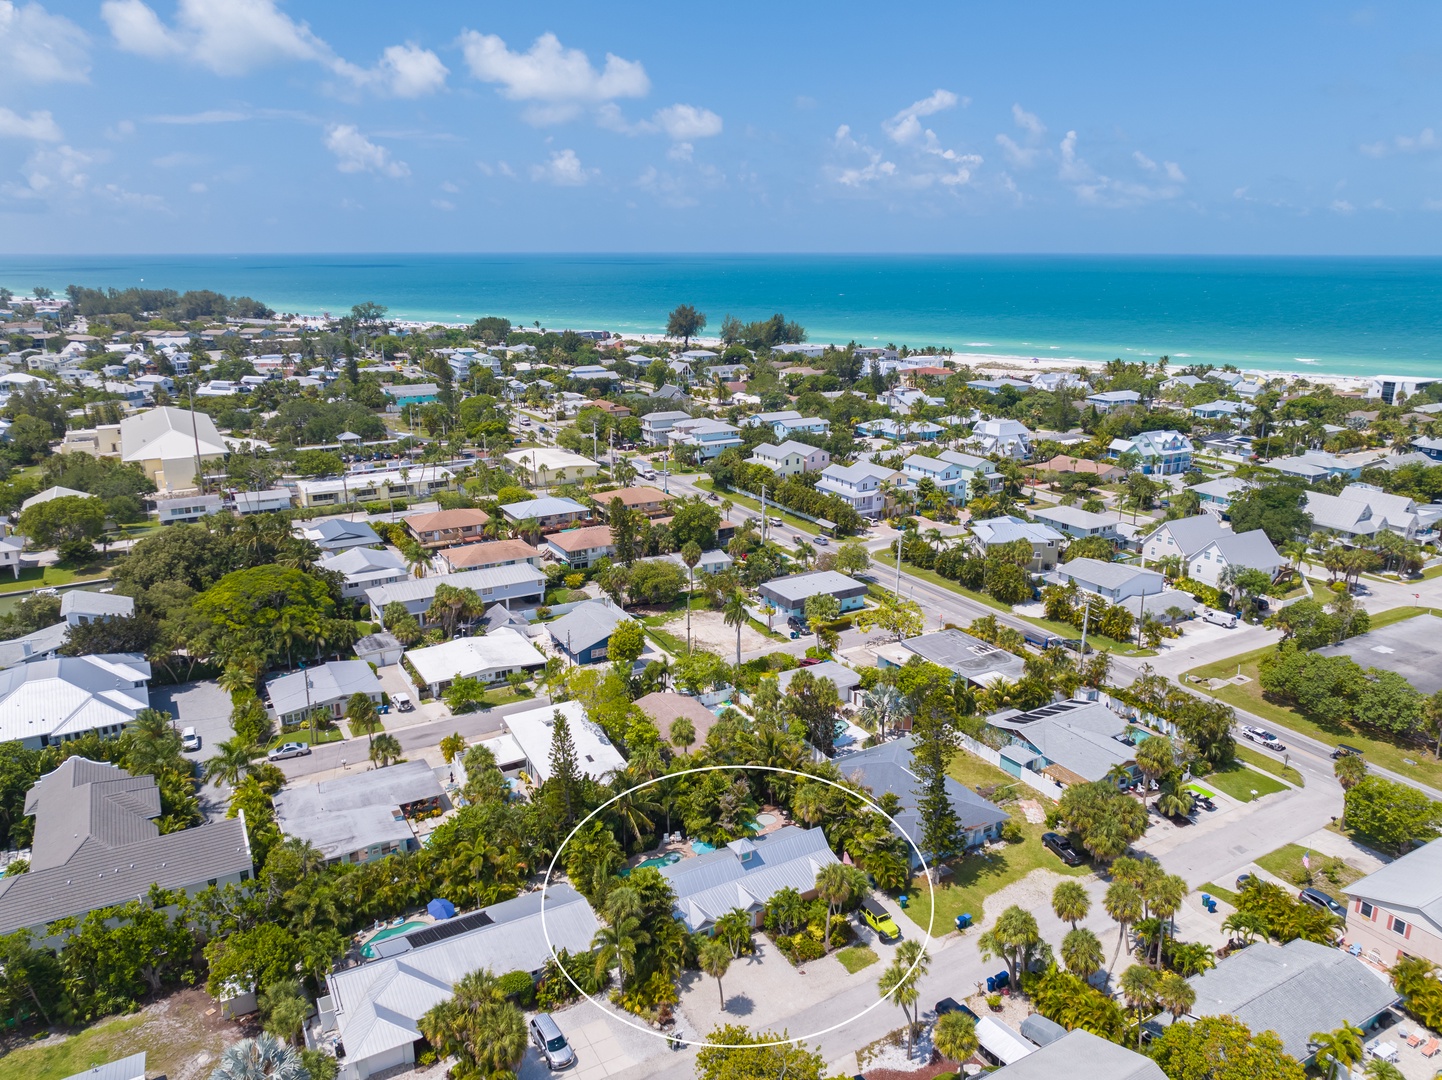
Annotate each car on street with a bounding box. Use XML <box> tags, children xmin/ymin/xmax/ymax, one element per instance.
<box><xmin>267</xmin><ymin>742</ymin><xmax>311</xmax><ymax>761</ymax></box>
<box><xmin>859</xmin><ymin>896</ymin><xmax>901</xmax><ymax>941</ymax></box>
<box><xmin>768</xmin><ymin>516</ymin><xmax>783</xmax><ymax>526</ymax></box>
<box><xmin>1058</xmin><ymin>638</ymin><xmax>1094</xmax><ymax>655</ymax></box>
<box><xmin>528</xmin><ymin>1012</ymin><xmax>576</xmax><ymax>1071</ymax></box>
<box><xmin>1042</xmin><ymin>831</ymin><xmax>1083</xmax><ymax>866</ymax></box>
<box><xmin>1331</xmin><ymin>744</ymin><xmax>1364</xmax><ymax>760</ymax></box>
<box><xmin>1241</xmin><ymin>726</ymin><xmax>1286</xmax><ymax>752</ymax></box>
<box><xmin>1299</xmin><ymin>887</ymin><xmax>1348</xmax><ymax>919</ymax></box>
<box><xmin>1202</xmin><ymin>608</ymin><xmax>1238</xmax><ymax>628</ymax></box>
<box><xmin>814</xmin><ymin>535</ymin><xmax>829</xmax><ymax>545</ymax></box>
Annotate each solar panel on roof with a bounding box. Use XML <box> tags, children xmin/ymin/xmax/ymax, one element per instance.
<box><xmin>392</xmin><ymin>909</ymin><xmax>494</xmax><ymax>950</ymax></box>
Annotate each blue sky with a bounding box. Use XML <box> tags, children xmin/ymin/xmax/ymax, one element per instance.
<box><xmin>1</xmin><ymin>1</ymin><xmax>1441</xmax><ymax>254</ymax></box>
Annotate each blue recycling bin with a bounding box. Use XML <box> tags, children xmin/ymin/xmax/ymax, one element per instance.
<box><xmin>955</xmin><ymin>913</ymin><xmax>973</xmax><ymax>931</ymax></box>
<box><xmin>986</xmin><ymin>976</ymin><xmax>996</xmax><ymax>992</ymax></box>
<box><xmin>898</xmin><ymin>894</ymin><xmax>908</xmax><ymax>909</ymax></box>
<box><xmin>994</xmin><ymin>970</ymin><xmax>1009</xmax><ymax>989</ymax></box>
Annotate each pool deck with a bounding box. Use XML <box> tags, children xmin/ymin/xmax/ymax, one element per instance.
<box><xmin>623</xmin><ymin>803</ymin><xmax>792</xmax><ymax>871</ymax></box>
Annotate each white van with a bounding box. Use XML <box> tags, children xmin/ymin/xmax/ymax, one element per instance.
<box><xmin>1201</xmin><ymin>609</ymin><xmax>1237</xmax><ymax>628</ymax></box>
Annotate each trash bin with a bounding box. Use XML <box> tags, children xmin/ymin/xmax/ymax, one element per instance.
<box><xmin>955</xmin><ymin>913</ymin><xmax>973</xmax><ymax>931</ymax></box>
<box><xmin>898</xmin><ymin>894</ymin><xmax>909</xmax><ymax>909</ymax></box>
<box><xmin>986</xmin><ymin>976</ymin><xmax>996</xmax><ymax>993</ymax></box>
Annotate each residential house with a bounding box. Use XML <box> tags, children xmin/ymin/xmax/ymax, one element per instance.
<box><xmin>265</xmin><ymin>660</ymin><xmax>383</xmax><ymax>727</ymax></box>
<box><xmin>883</xmin><ymin>628</ymin><xmax>1026</xmax><ymax>688</ymax></box>
<box><xmin>1344</xmin><ymin>839</ymin><xmax>1442</xmax><ymax>966</ymax></box>
<box><xmin>664</xmin><ymin>548</ymin><xmax>734</xmax><ymax>577</ymax></box>
<box><xmin>1368</xmin><ymin>375</ymin><xmax>1439</xmax><ymax>404</ymax></box>
<box><xmin>985</xmin><ymin>697</ymin><xmax>1138</xmax><ymax>787</ymax></box>
<box><xmin>984</xmin><ymin>1030</ymin><xmax>1165</xmax><ymax>1080</ymax></box>
<box><xmin>747</xmin><ymin>441</ymin><xmax>832</xmax><ymax>477</ymax></box>
<box><xmin>1186</xmin><ymin>529</ymin><xmax>1284</xmax><ymax>589</ymax></box>
<box><xmin>155</xmin><ymin>493</ymin><xmax>223</xmax><ymax>524</ymax></box>
<box><xmin>775</xmin><ymin>660</ymin><xmax>862</xmax><ymax>702</ymax></box>
<box><xmin>0</xmin><ymin>533</ymin><xmax>21</xmax><ymax>579</ymax></box>
<box><xmin>506</xmin><ymin>699</ymin><xmax>625</xmax><ymax>780</ymax></box>
<box><xmin>229</xmin><ymin>488</ymin><xmax>293</xmax><ymax>515</ymax></box>
<box><xmin>20</xmin><ymin>485</ymin><xmax>89</xmax><ymax>510</ymax></box>
<box><xmin>648</xmin><ymin>384</ymin><xmax>692</xmax><ymax>407</ymax></box>
<box><xmin>742</xmin><ymin>410</ymin><xmax>803</xmax><ymax>429</ymax></box>
<box><xmin>382</xmin><ymin>384</ymin><xmax>440</xmax><ymax>408</ymax></box>
<box><xmin>1413</xmin><ymin>436</ymin><xmax>1442</xmax><ymax>462</ymax></box>
<box><xmin>353</xmin><ymin>632</ymin><xmax>404</xmax><ymax>669</ymax></box>
<box><xmin>1086</xmin><ymin>390</ymin><xmax>1142</xmax><ymax>411</ymax></box>
<box><xmin>1050</xmin><ymin>558</ymin><xmax>1163</xmax><ymax>603</ymax></box>
<box><xmin>60</xmin><ymin>591</ymin><xmax>134</xmax><ymax>626</ymax></box>
<box><xmin>772</xmin><ymin>415</ymin><xmax>830</xmax><ymax>440</ymax></box>
<box><xmin>1189</xmin><ymin>476</ymin><xmax>1248</xmax><ymax>514</ymax></box>
<box><xmin>322</xmin><ymin>887</ymin><xmax>599</xmax><ymax>1080</ymax></box>
<box><xmin>1107</xmin><ymin>430</ymin><xmax>1192</xmax><ymax>475</ymax></box>
<box><xmin>968</xmin><ymin>378</ymin><xmax>1032</xmax><ymax>394</ymax></box>
<box><xmin>902</xmin><ymin>450</ymin><xmax>1001</xmax><ymax>505</ymax></box>
<box><xmin>757</xmin><ymin>570</ymin><xmax>868</xmax><ymax>619</ymax></box>
<box><xmin>405</xmin><ymin>629</ymin><xmax>544</xmax><ymax>697</ymax></box>
<box><xmin>1030</xmin><ymin>504</ymin><xmax>1124</xmax><ymax>540</ymax></box>
<box><xmin>546</xmin><ymin>600</ymin><xmax>632</xmax><ymax>664</ymax></box>
<box><xmin>0</xmin><ymin>655</ymin><xmax>152</xmax><ymax>750</ymax></box>
<box><xmin>294</xmin><ymin>467</ymin><xmax>454</xmax><ymax>508</ymax></box>
<box><xmin>497</xmin><ymin>496</ymin><xmax>591</xmax><ymax>530</ymax></box>
<box><xmin>1191</xmin><ymin>400</ymin><xmax>1253</xmax><ymax>421</ymax></box>
<box><xmin>297</xmin><ymin>518</ymin><xmax>382</xmax><ymax>554</ymax></box>
<box><xmin>641</xmin><ymin>410</ymin><xmax>693</xmax><ymax>445</ymax></box>
<box><xmin>635</xmin><ymin>691</ymin><xmax>721</xmax><ymax>751</ymax></box>
<box><xmin>0</xmin><ymin>757</ymin><xmax>252</xmax><ymax>938</ymax></box>
<box><xmin>1177</xmin><ymin>939</ymin><xmax>1399</xmax><ymax>1067</ymax></box>
<box><xmin>1268</xmin><ymin>450</ymin><xmax>1385</xmax><ymax>482</ymax></box>
<box><xmin>117</xmin><ymin>406</ymin><xmax>228</xmax><ymax>493</ymax></box>
<box><xmin>273</xmin><ymin>760</ymin><xmax>443</xmax><ymax>866</ymax></box>
<box><xmin>60</xmin><ymin>1052</ymin><xmax>150</xmax><ymax>1080</ymax></box>
<box><xmin>364</xmin><ymin>564</ymin><xmax>546</xmax><ymax>622</ymax></box>
<box><xmin>1305</xmin><ymin>484</ymin><xmax>1424</xmax><ymax>541</ymax></box>
<box><xmin>502</xmin><ymin>447</ymin><xmax>600</xmax><ymax>486</ymax></box>
<box><xmin>1030</xmin><ymin>372</ymin><xmax>1091</xmax><ymax>393</ymax></box>
<box><xmin>404</xmin><ymin>508</ymin><xmax>490</xmax><ymax>549</ymax></box>
<box><xmin>816</xmin><ymin>461</ymin><xmax>900</xmax><ymax>517</ymax></box>
<box><xmin>856</xmin><ymin>418</ymin><xmax>943</xmax><ymax>441</ymax></box>
<box><xmin>320</xmin><ymin>547</ymin><xmax>409</xmax><ymax>599</ymax></box>
<box><xmin>1042</xmin><ymin>455</ymin><xmax>1125</xmax><ymax>482</ymax></box>
<box><xmin>970</xmin><ymin>418</ymin><xmax>1033</xmax><ymax>459</ymax></box>
<box><xmin>970</xmin><ymin>515</ymin><xmax>1065</xmax><ymax>572</ymax></box>
<box><xmin>595</xmin><ymin>486</ymin><xmax>674</xmax><ymax>518</ymax></box>
<box><xmin>436</xmin><ymin>539</ymin><xmax>541</xmax><ymax>574</ymax></box>
<box><xmin>541</xmin><ymin>525</ymin><xmax>615</xmax><ymax>570</ymax></box>
<box><xmin>841</xmin><ymin>736</ymin><xmax>1008</xmax><ymax>861</ymax></box>
<box><xmin>659</xmin><ymin>825</ymin><xmax>840</xmax><ymax>932</ymax></box>
<box><xmin>0</xmin><ymin>622</ymin><xmax>69</xmax><ymax>669</ymax></box>
<box><xmin>668</xmin><ymin>417</ymin><xmax>743</xmax><ymax>459</ymax></box>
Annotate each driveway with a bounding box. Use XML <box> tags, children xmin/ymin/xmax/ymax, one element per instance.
<box><xmin>151</xmin><ymin>679</ymin><xmax>234</xmax><ymax>761</ymax></box>
<box><xmin>518</xmin><ymin>999</ymin><xmax>673</xmax><ymax>1080</ymax></box>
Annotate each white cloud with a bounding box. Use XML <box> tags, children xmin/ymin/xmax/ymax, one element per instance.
<box><xmin>653</xmin><ymin>103</ymin><xmax>722</xmax><ymax>140</ymax></box>
<box><xmin>324</xmin><ymin>124</ymin><xmax>409</xmax><ymax>178</ymax></box>
<box><xmin>1362</xmin><ymin>127</ymin><xmax>1438</xmax><ymax>158</ymax></box>
<box><xmin>1330</xmin><ymin>198</ymin><xmax>1355</xmax><ymax>213</ymax></box>
<box><xmin>0</xmin><ymin>1</ymin><xmax>89</xmax><ymax>84</ymax></box>
<box><xmin>1058</xmin><ymin>130</ymin><xmax>1184</xmax><ymax>207</ymax></box>
<box><xmin>1012</xmin><ymin>104</ymin><xmax>1045</xmax><ymax>140</ymax></box>
<box><xmin>668</xmin><ymin>141</ymin><xmax>693</xmax><ymax>162</ymax></box>
<box><xmin>530</xmin><ymin>148</ymin><xmax>592</xmax><ymax>186</ymax></box>
<box><xmin>150</xmin><ymin>109</ymin><xmax>250</xmax><ymax>125</ymax></box>
<box><xmin>831</xmin><ymin>113</ymin><xmax>979</xmax><ymax>192</ymax></box>
<box><xmin>882</xmin><ymin>89</ymin><xmax>959</xmax><ymax>145</ymax></box>
<box><xmin>0</xmin><ymin>107</ymin><xmax>61</xmax><ymax>141</ymax></box>
<box><xmin>103</xmin><ymin>0</ymin><xmax>444</xmax><ymax>96</ymax></box>
<box><xmin>370</xmin><ymin>43</ymin><xmax>448</xmax><ymax>98</ymax></box>
<box><xmin>440</xmin><ymin>180</ymin><xmax>461</xmax><ymax>193</ymax></box>
<box><xmin>431</xmin><ymin>198</ymin><xmax>454</xmax><ymax>211</ymax></box>
<box><xmin>460</xmin><ymin>30</ymin><xmax>648</xmax><ymax>124</ymax></box>
<box><xmin>189</xmin><ymin>181</ymin><xmax>207</xmax><ymax>192</ymax></box>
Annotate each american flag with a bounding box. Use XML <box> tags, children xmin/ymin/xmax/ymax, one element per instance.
<box><xmin>1303</xmin><ymin>850</ymin><xmax>1311</xmax><ymax>870</ymax></box>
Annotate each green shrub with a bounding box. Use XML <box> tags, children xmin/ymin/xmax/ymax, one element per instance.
<box><xmin>497</xmin><ymin>969</ymin><xmax>536</xmax><ymax>1007</ymax></box>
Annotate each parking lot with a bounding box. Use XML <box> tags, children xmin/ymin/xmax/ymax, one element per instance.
<box><xmin>151</xmin><ymin>679</ymin><xmax>234</xmax><ymax>761</ymax></box>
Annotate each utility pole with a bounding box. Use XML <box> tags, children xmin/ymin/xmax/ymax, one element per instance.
<box><xmin>895</xmin><ymin>525</ymin><xmax>904</xmax><ymax>596</ymax></box>
<box><xmin>760</xmin><ymin>483</ymin><xmax>768</xmax><ymax>543</ymax></box>
<box><xmin>591</xmin><ymin>419</ymin><xmax>598</xmax><ymax>464</ymax></box>
<box><xmin>1080</xmin><ymin>596</ymin><xmax>1095</xmax><ymax>657</ymax></box>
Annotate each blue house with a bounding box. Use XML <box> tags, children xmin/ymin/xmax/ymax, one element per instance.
<box><xmin>856</xmin><ymin>418</ymin><xmax>943</xmax><ymax>442</ymax></box>
<box><xmin>1107</xmin><ymin>430</ymin><xmax>1192</xmax><ymax>475</ymax></box>
<box><xmin>383</xmin><ymin>383</ymin><xmax>441</xmax><ymax>408</ymax></box>
<box><xmin>757</xmin><ymin>570</ymin><xmax>868</xmax><ymax>619</ymax></box>
<box><xmin>546</xmin><ymin>600</ymin><xmax>631</xmax><ymax>665</ymax></box>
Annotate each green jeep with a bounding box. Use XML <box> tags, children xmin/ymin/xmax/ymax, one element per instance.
<box><xmin>860</xmin><ymin>896</ymin><xmax>900</xmax><ymax>941</ymax></box>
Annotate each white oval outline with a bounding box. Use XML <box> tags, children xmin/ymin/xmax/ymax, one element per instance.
<box><xmin>539</xmin><ymin>763</ymin><xmax>937</xmax><ymax>1051</ymax></box>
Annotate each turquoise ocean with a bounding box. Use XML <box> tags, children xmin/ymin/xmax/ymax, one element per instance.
<box><xmin>5</xmin><ymin>253</ymin><xmax>1442</xmax><ymax>379</ymax></box>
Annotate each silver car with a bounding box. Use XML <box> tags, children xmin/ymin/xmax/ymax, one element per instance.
<box><xmin>529</xmin><ymin>1013</ymin><xmax>575</xmax><ymax>1070</ymax></box>
<box><xmin>267</xmin><ymin>742</ymin><xmax>311</xmax><ymax>761</ymax></box>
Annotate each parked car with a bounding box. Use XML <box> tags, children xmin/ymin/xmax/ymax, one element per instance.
<box><xmin>180</xmin><ymin>727</ymin><xmax>201</xmax><ymax>752</ymax></box>
<box><xmin>1042</xmin><ymin>831</ymin><xmax>1083</xmax><ymax>866</ymax></box>
<box><xmin>267</xmin><ymin>742</ymin><xmax>311</xmax><ymax>761</ymax></box>
<box><xmin>1299</xmin><ymin>887</ymin><xmax>1348</xmax><ymax>919</ymax></box>
<box><xmin>859</xmin><ymin>896</ymin><xmax>901</xmax><ymax>941</ymax></box>
<box><xmin>798</xmin><ymin>657</ymin><xmax>822</xmax><ymax>667</ymax></box>
<box><xmin>394</xmin><ymin>692</ymin><xmax>414</xmax><ymax>712</ymax></box>
<box><xmin>1190</xmin><ymin>792</ymin><xmax>1216</xmax><ymax>812</ymax></box>
<box><xmin>1331</xmin><ymin>744</ymin><xmax>1364</xmax><ymax>760</ymax></box>
<box><xmin>1235</xmin><ymin>873</ymin><xmax>1255</xmax><ymax>891</ymax></box>
<box><xmin>528</xmin><ymin>1013</ymin><xmax>576</xmax><ymax>1071</ymax></box>
<box><xmin>935</xmin><ymin>997</ymin><xmax>980</xmax><ymax>1022</ymax></box>
<box><xmin>1241</xmin><ymin>726</ymin><xmax>1286</xmax><ymax>752</ymax></box>
<box><xmin>1202</xmin><ymin>608</ymin><xmax>1238</xmax><ymax>628</ymax></box>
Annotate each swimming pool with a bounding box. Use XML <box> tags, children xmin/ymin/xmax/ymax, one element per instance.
<box><xmin>620</xmin><ymin>853</ymin><xmax>682</xmax><ymax>876</ymax></box>
<box><xmin>691</xmin><ymin>839</ymin><xmax>716</xmax><ymax>855</ymax></box>
<box><xmin>362</xmin><ymin>920</ymin><xmax>426</xmax><ymax>957</ymax></box>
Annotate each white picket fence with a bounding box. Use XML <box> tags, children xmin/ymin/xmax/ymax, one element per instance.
<box><xmin>959</xmin><ymin>734</ymin><xmax>1065</xmax><ymax>801</ymax></box>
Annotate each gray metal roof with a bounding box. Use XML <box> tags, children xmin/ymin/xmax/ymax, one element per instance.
<box><xmin>757</xmin><ymin>570</ymin><xmax>868</xmax><ymax>606</ymax></box>
<box><xmin>658</xmin><ymin>825</ymin><xmax>839</xmax><ymax>930</ymax></box>
<box><xmin>60</xmin><ymin>591</ymin><xmax>135</xmax><ymax>619</ymax></box>
<box><xmin>1316</xmin><ymin>612</ymin><xmax>1442</xmax><ymax>695</ymax></box>
<box><xmin>1032</xmin><ymin>505</ymin><xmax>1124</xmax><ymax>531</ymax></box>
<box><xmin>0</xmin><ymin>758</ymin><xmax>251</xmax><ymax>935</ymax></box>
<box><xmin>1185</xmin><ymin>939</ymin><xmax>1398</xmax><ymax>1063</ymax></box>
<box><xmin>990</xmin><ymin>1030</ymin><xmax>1164</xmax><ymax>1080</ymax></box>
<box><xmin>1143</xmin><ymin>515</ymin><xmax>1228</xmax><ymax>558</ymax></box>
<box><xmin>1206</xmin><ymin>528</ymin><xmax>1282</xmax><ymax>570</ymax></box>
<box><xmin>266</xmin><ymin>660</ymin><xmax>382</xmax><ymax>718</ymax></box>
<box><xmin>776</xmin><ymin>661</ymin><xmax>862</xmax><ymax>697</ymax></box>
<box><xmin>1055</xmin><ymin>558</ymin><xmax>1163</xmax><ymax>594</ymax></box>
<box><xmin>327</xmin><ymin>885</ymin><xmax>598</xmax><ymax>1067</ymax></box>
<box><xmin>364</xmin><ymin>563</ymin><xmax>546</xmax><ymax>608</ymax></box>
<box><xmin>840</xmin><ymin>736</ymin><xmax>1008</xmax><ymax>862</ymax></box>
<box><xmin>498</xmin><ymin>496</ymin><xmax>589</xmax><ymax>520</ymax></box>
<box><xmin>547</xmin><ymin>600</ymin><xmax>628</xmax><ymax>654</ymax></box>
<box><xmin>899</xmin><ymin>629</ymin><xmax>1026</xmax><ymax>686</ymax></box>
<box><xmin>987</xmin><ymin>699</ymin><xmax>1134</xmax><ymax>782</ymax></box>
<box><xmin>306</xmin><ymin>518</ymin><xmax>382</xmax><ymax>545</ymax></box>
<box><xmin>0</xmin><ymin>654</ymin><xmax>152</xmax><ymax>743</ymax></box>
<box><xmin>273</xmin><ymin>760</ymin><xmax>441</xmax><ymax>861</ymax></box>
<box><xmin>61</xmin><ymin>1051</ymin><xmax>147</xmax><ymax>1080</ymax></box>
<box><xmin>1346</xmin><ymin>838</ymin><xmax>1442</xmax><ymax>934</ymax></box>
<box><xmin>0</xmin><ymin>620</ymin><xmax>69</xmax><ymax>669</ymax></box>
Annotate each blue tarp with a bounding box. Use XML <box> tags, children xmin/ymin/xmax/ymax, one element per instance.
<box><xmin>427</xmin><ymin>898</ymin><xmax>456</xmax><ymax>920</ymax></box>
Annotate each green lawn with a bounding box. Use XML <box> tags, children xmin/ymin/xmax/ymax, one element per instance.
<box><xmin>1185</xmin><ymin>781</ymin><xmax>1216</xmax><ymax>797</ymax></box>
<box><xmin>273</xmin><ymin>726</ymin><xmax>344</xmax><ymax>747</ymax></box>
<box><xmin>1200</xmin><ymin>881</ymin><xmax>1241</xmax><ymax>906</ymax></box>
<box><xmin>1204</xmin><ymin>761</ymin><xmax>1286</xmax><ymax>802</ymax></box>
<box><xmin>1254</xmin><ymin>841</ymin><xmax>1366</xmax><ymax>891</ymax></box>
<box><xmin>948</xmin><ymin>747</ymin><xmax>1022</xmax><ymax>794</ymax></box>
<box><xmin>1185</xmin><ymin>608</ymin><xmax>1442</xmax><ymax>788</ymax></box>
<box><xmin>1234</xmin><ymin>743</ymin><xmax>1304</xmax><ymax>786</ymax></box>
<box><xmin>0</xmin><ymin>1015</ymin><xmax>149</xmax><ymax>1080</ymax></box>
<box><xmin>644</xmin><ymin>625</ymin><xmax>690</xmax><ymax>656</ymax></box>
<box><xmin>899</xmin><ymin>820</ymin><xmax>1091</xmax><ymax>934</ymax></box>
<box><xmin>836</xmin><ymin>945</ymin><xmax>880</xmax><ymax>974</ymax></box>
<box><xmin>692</xmin><ymin>478</ymin><xmax>820</xmax><ymax>535</ymax></box>
<box><xmin>0</xmin><ymin>565</ymin><xmax>109</xmax><ymax>595</ymax></box>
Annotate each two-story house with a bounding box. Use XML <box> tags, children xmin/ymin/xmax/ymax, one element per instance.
<box><xmin>1141</xmin><ymin>515</ymin><xmax>1282</xmax><ymax>588</ymax></box>
<box><xmin>1345</xmin><ymin>840</ymin><xmax>1442</xmax><ymax>967</ymax></box>
<box><xmin>1107</xmin><ymin>430</ymin><xmax>1193</xmax><ymax>475</ymax></box>
<box><xmin>772</xmin><ymin>416</ymin><xmax>831</xmax><ymax>440</ymax></box>
<box><xmin>856</xmin><ymin>418</ymin><xmax>943</xmax><ymax>442</ymax></box>
<box><xmin>541</xmin><ymin>525</ymin><xmax>616</xmax><ymax>570</ymax></box>
<box><xmin>1086</xmin><ymin>390</ymin><xmax>1142</xmax><ymax>411</ymax></box>
<box><xmin>641</xmin><ymin>410</ymin><xmax>693</xmax><ymax>445</ymax></box>
<box><xmin>668</xmin><ymin>418</ymin><xmax>743</xmax><ymax>460</ymax></box>
<box><xmin>747</xmin><ymin>441</ymin><xmax>832</xmax><ymax>478</ymax></box>
<box><xmin>969</xmin><ymin>418</ymin><xmax>1033</xmax><ymax>460</ymax></box>
<box><xmin>902</xmin><ymin>450</ymin><xmax>1001</xmax><ymax>505</ymax></box>
<box><xmin>970</xmin><ymin>515</ymin><xmax>1065</xmax><ymax>572</ymax></box>
<box><xmin>404</xmin><ymin>508</ymin><xmax>491</xmax><ymax>549</ymax></box>
<box><xmin>816</xmin><ymin>461</ymin><xmax>901</xmax><ymax>518</ymax></box>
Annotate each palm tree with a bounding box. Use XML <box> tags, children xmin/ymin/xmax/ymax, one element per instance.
<box><xmin>1311</xmin><ymin>1022</ymin><xmax>1365</xmax><ymax>1080</ymax></box>
<box><xmin>1119</xmin><ymin>964</ymin><xmax>1158</xmax><ymax>1047</ymax></box>
<box><xmin>1168</xmin><ymin>941</ymin><xmax>1216</xmax><ymax>977</ymax></box>
<box><xmin>681</xmin><ymin>541</ymin><xmax>702</xmax><ymax>653</ymax></box>
<box><xmin>1062</xmin><ymin>927</ymin><xmax>1105</xmax><ymax>980</ymax></box>
<box><xmin>203</xmin><ymin>737</ymin><xmax>263</xmax><ymax>788</ymax></box>
<box><xmin>1052</xmin><ymin>880</ymin><xmax>1091</xmax><ymax>928</ymax></box>
<box><xmin>209</xmin><ymin>1034</ymin><xmax>307</xmax><ymax>1080</ymax></box>
<box><xmin>814</xmin><ymin>863</ymin><xmax>866</xmax><ymax>951</ymax></box>
<box><xmin>878</xmin><ymin>939</ymin><xmax>930</xmax><ymax>1058</ymax></box>
<box><xmin>1366</xmin><ymin>1060</ymin><xmax>1406</xmax><ymax>1080</ymax></box>
<box><xmin>592</xmin><ymin>913</ymin><xmax>649</xmax><ymax>993</ymax></box>
<box><xmin>1134</xmin><ymin>735</ymin><xmax>1176</xmax><ymax>803</ymax></box>
<box><xmin>722</xmin><ymin>588</ymin><xmax>749</xmax><ymax>666</ymax></box>
<box><xmin>698</xmin><ymin>936</ymin><xmax>732</xmax><ymax>1009</ymax></box>
<box><xmin>369</xmin><ymin>732</ymin><xmax>402</xmax><ymax>767</ymax></box>
<box><xmin>1335</xmin><ymin>753</ymin><xmax>1367</xmax><ymax>790</ymax></box>
<box><xmin>978</xmin><ymin>905</ymin><xmax>1043</xmax><ymax>989</ymax></box>
<box><xmin>1155</xmin><ymin>971</ymin><xmax>1196</xmax><ymax>1020</ymax></box>
<box><xmin>1221</xmin><ymin>911</ymin><xmax>1267</xmax><ymax>945</ymax></box>
<box><xmin>1105</xmin><ymin>880</ymin><xmax>1143</xmax><ymax>969</ymax></box>
<box><xmin>1148</xmin><ymin>873</ymin><xmax>1188</xmax><ymax>967</ymax></box>
<box><xmin>933</xmin><ymin>1010</ymin><xmax>979</xmax><ymax>1065</ymax></box>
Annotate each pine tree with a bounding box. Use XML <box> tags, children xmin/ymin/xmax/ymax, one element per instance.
<box><xmin>910</xmin><ymin>686</ymin><xmax>962</xmax><ymax>870</ymax></box>
<box><xmin>609</xmin><ymin>498</ymin><xmax>638</xmax><ymax>567</ymax></box>
<box><xmin>548</xmin><ymin>710</ymin><xmax>582</xmax><ymax>826</ymax></box>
